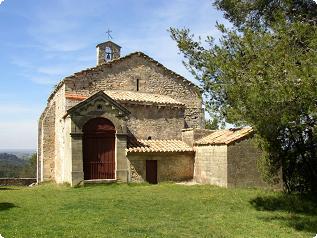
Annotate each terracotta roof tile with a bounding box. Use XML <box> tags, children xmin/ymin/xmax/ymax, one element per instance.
<box><xmin>195</xmin><ymin>127</ymin><xmax>254</xmax><ymax>146</ymax></box>
<box><xmin>65</xmin><ymin>90</ymin><xmax>185</xmax><ymax>106</ymax></box>
<box><xmin>104</xmin><ymin>90</ymin><xmax>184</xmax><ymax>106</ymax></box>
<box><xmin>126</xmin><ymin>139</ymin><xmax>193</xmax><ymax>153</ymax></box>
<box><xmin>65</xmin><ymin>94</ymin><xmax>88</xmax><ymax>100</ymax></box>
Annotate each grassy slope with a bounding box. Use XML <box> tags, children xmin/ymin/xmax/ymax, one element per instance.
<box><xmin>0</xmin><ymin>183</ymin><xmax>316</xmax><ymax>238</ymax></box>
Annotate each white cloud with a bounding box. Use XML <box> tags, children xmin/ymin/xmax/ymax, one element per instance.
<box><xmin>11</xmin><ymin>56</ymin><xmax>91</xmax><ymax>85</ymax></box>
<box><xmin>29</xmin><ymin>76</ymin><xmax>58</xmax><ymax>85</ymax></box>
<box><xmin>37</xmin><ymin>65</ymin><xmax>73</xmax><ymax>76</ymax></box>
<box><xmin>0</xmin><ymin>0</ymin><xmax>4</xmax><ymax>5</ymax></box>
<box><xmin>36</xmin><ymin>38</ymin><xmax>88</xmax><ymax>53</ymax></box>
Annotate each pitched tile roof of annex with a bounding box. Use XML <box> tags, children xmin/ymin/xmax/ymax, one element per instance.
<box><xmin>126</xmin><ymin>139</ymin><xmax>194</xmax><ymax>153</ymax></box>
<box><xmin>195</xmin><ymin>127</ymin><xmax>254</xmax><ymax>146</ymax></box>
<box><xmin>65</xmin><ymin>90</ymin><xmax>185</xmax><ymax>107</ymax></box>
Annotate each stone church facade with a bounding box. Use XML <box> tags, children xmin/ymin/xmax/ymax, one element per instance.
<box><xmin>38</xmin><ymin>40</ymin><xmax>268</xmax><ymax>188</ymax></box>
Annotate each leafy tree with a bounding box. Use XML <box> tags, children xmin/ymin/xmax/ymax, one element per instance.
<box><xmin>0</xmin><ymin>153</ymin><xmax>26</xmax><ymax>178</ymax></box>
<box><xmin>205</xmin><ymin>118</ymin><xmax>220</xmax><ymax>130</ymax></box>
<box><xmin>0</xmin><ymin>153</ymin><xmax>37</xmax><ymax>178</ymax></box>
<box><xmin>170</xmin><ymin>0</ymin><xmax>317</xmax><ymax>192</ymax></box>
<box><xmin>214</xmin><ymin>0</ymin><xmax>317</xmax><ymax>29</ymax></box>
<box><xmin>21</xmin><ymin>153</ymin><xmax>37</xmax><ymax>178</ymax></box>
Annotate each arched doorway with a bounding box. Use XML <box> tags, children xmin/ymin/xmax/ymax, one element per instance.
<box><xmin>83</xmin><ymin>118</ymin><xmax>116</xmax><ymax>180</ymax></box>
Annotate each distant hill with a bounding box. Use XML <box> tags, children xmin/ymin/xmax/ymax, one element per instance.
<box><xmin>0</xmin><ymin>153</ymin><xmax>36</xmax><ymax>178</ymax></box>
<box><xmin>0</xmin><ymin>149</ymin><xmax>36</xmax><ymax>160</ymax></box>
<box><xmin>0</xmin><ymin>153</ymin><xmax>27</xmax><ymax>166</ymax></box>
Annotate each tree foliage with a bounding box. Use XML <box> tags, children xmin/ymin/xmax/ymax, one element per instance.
<box><xmin>205</xmin><ymin>118</ymin><xmax>220</xmax><ymax>130</ymax></box>
<box><xmin>0</xmin><ymin>153</ymin><xmax>36</xmax><ymax>178</ymax></box>
<box><xmin>170</xmin><ymin>0</ymin><xmax>317</xmax><ymax>192</ymax></box>
<box><xmin>214</xmin><ymin>0</ymin><xmax>317</xmax><ymax>29</ymax></box>
<box><xmin>20</xmin><ymin>153</ymin><xmax>37</xmax><ymax>178</ymax></box>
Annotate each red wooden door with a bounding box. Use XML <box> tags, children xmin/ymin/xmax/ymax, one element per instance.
<box><xmin>146</xmin><ymin>160</ymin><xmax>157</xmax><ymax>184</ymax></box>
<box><xmin>83</xmin><ymin>118</ymin><xmax>115</xmax><ymax>180</ymax></box>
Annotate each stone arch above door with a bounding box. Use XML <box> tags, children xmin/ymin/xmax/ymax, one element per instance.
<box><xmin>66</xmin><ymin>91</ymin><xmax>130</xmax><ymax>134</ymax></box>
<box><xmin>83</xmin><ymin>117</ymin><xmax>116</xmax><ymax>135</ymax></box>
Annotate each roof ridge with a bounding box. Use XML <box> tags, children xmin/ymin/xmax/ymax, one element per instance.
<box><xmin>127</xmin><ymin>138</ymin><xmax>193</xmax><ymax>153</ymax></box>
<box><xmin>106</xmin><ymin>90</ymin><xmax>172</xmax><ymax>97</ymax></box>
<box><xmin>66</xmin><ymin>90</ymin><xmax>185</xmax><ymax>107</ymax></box>
<box><xmin>138</xmin><ymin>139</ymin><xmax>184</xmax><ymax>142</ymax></box>
<box><xmin>195</xmin><ymin>127</ymin><xmax>254</xmax><ymax>145</ymax></box>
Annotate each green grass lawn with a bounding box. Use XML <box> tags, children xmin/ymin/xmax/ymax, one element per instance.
<box><xmin>0</xmin><ymin>183</ymin><xmax>316</xmax><ymax>238</ymax></box>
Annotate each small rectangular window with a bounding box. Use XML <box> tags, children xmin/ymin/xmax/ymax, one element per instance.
<box><xmin>136</xmin><ymin>78</ymin><xmax>140</xmax><ymax>91</ymax></box>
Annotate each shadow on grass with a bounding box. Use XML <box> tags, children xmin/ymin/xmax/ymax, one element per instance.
<box><xmin>250</xmin><ymin>194</ymin><xmax>317</xmax><ymax>232</ymax></box>
<box><xmin>0</xmin><ymin>202</ymin><xmax>18</xmax><ymax>212</ymax></box>
<box><xmin>0</xmin><ymin>187</ymin><xmax>18</xmax><ymax>190</ymax></box>
<box><xmin>259</xmin><ymin>214</ymin><xmax>317</xmax><ymax>233</ymax></box>
<box><xmin>83</xmin><ymin>182</ymin><xmax>121</xmax><ymax>188</ymax></box>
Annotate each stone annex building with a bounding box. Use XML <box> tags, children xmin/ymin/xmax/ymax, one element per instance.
<box><xmin>38</xmin><ymin>40</ymin><xmax>268</xmax><ymax>187</ymax></box>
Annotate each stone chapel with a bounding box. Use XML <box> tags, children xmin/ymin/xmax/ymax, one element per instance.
<box><xmin>38</xmin><ymin>40</ymin><xmax>269</xmax><ymax>188</ymax></box>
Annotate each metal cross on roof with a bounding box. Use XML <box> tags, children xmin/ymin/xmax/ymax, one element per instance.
<box><xmin>106</xmin><ymin>29</ymin><xmax>113</xmax><ymax>40</ymax></box>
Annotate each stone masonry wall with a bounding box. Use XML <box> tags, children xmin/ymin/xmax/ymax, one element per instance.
<box><xmin>41</xmin><ymin>103</ymin><xmax>55</xmax><ymax>180</ymax></box>
<box><xmin>128</xmin><ymin>153</ymin><xmax>194</xmax><ymax>183</ymax></box>
<box><xmin>182</xmin><ymin>129</ymin><xmax>194</xmax><ymax>146</ymax></box>
<box><xmin>124</xmin><ymin>104</ymin><xmax>184</xmax><ymax>140</ymax></box>
<box><xmin>158</xmin><ymin>154</ymin><xmax>194</xmax><ymax>182</ymax></box>
<box><xmin>53</xmin><ymin>85</ymin><xmax>66</xmax><ymax>183</ymax></box>
<box><xmin>38</xmin><ymin>85</ymin><xmax>66</xmax><ymax>183</ymax></box>
<box><xmin>227</xmin><ymin>138</ymin><xmax>269</xmax><ymax>188</ymax></box>
<box><xmin>64</xmin><ymin>54</ymin><xmax>204</xmax><ymax>129</ymax></box>
<box><xmin>63</xmin><ymin>117</ymin><xmax>72</xmax><ymax>184</ymax></box>
<box><xmin>37</xmin><ymin>111</ymin><xmax>44</xmax><ymax>182</ymax></box>
<box><xmin>194</xmin><ymin>145</ymin><xmax>228</xmax><ymax>187</ymax></box>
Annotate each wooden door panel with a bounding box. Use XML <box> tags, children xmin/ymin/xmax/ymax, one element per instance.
<box><xmin>83</xmin><ymin>118</ymin><xmax>115</xmax><ymax>180</ymax></box>
<box><xmin>146</xmin><ymin>160</ymin><xmax>157</xmax><ymax>184</ymax></box>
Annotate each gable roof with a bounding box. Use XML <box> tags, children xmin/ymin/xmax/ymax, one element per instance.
<box><xmin>195</xmin><ymin>127</ymin><xmax>254</xmax><ymax>146</ymax></box>
<box><xmin>126</xmin><ymin>139</ymin><xmax>194</xmax><ymax>153</ymax></box>
<box><xmin>65</xmin><ymin>91</ymin><xmax>130</xmax><ymax>117</ymax></box>
<box><xmin>65</xmin><ymin>90</ymin><xmax>185</xmax><ymax>107</ymax></box>
<box><xmin>48</xmin><ymin>51</ymin><xmax>201</xmax><ymax>102</ymax></box>
<box><xmin>96</xmin><ymin>40</ymin><xmax>121</xmax><ymax>49</ymax></box>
